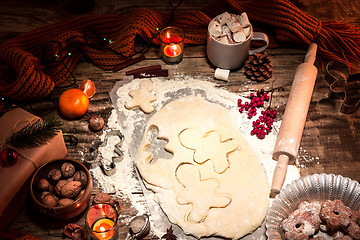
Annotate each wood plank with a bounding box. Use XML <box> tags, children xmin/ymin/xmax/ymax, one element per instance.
<box><xmin>1</xmin><ymin>0</ymin><xmax>360</xmax><ymax>239</ymax></box>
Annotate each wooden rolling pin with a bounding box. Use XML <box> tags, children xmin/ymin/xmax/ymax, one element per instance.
<box><xmin>270</xmin><ymin>43</ymin><xmax>318</xmax><ymax>198</ymax></box>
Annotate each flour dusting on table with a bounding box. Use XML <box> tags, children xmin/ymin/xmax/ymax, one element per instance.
<box><xmin>91</xmin><ymin>75</ymin><xmax>301</xmax><ymax>239</ymax></box>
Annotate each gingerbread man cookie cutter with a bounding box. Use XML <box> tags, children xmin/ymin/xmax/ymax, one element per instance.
<box><xmin>84</xmin><ymin>130</ymin><xmax>124</xmax><ymax>176</ymax></box>
<box><xmin>325</xmin><ymin>61</ymin><xmax>360</xmax><ymax>114</ymax></box>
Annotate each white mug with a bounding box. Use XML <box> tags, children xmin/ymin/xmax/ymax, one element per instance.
<box><xmin>207</xmin><ymin>23</ymin><xmax>269</xmax><ymax>70</ymax></box>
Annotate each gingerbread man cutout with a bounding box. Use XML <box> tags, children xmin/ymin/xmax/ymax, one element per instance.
<box><xmin>179</xmin><ymin>129</ymin><xmax>238</xmax><ymax>173</ymax></box>
<box><xmin>124</xmin><ymin>79</ymin><xmax>157</xmax><ymax>113</ymax></box>
<box><xmin>175</xmin><ymin>163</ymin><xmax>231</xmax><ymax>223</ymax></box>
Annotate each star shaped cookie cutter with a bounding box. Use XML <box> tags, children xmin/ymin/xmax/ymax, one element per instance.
<box><xmin>84</xmin><ymin>130</ymin><xmax>124</xmax><ymax>176</ymax></box>
<box><xmin>325</xmin><ymin>61</ymin><xmax>360</xmax><ymax>114</ymax></box>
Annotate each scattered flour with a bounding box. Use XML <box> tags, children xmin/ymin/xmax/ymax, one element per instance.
<box><xmin>90</xmin><ymin>75</ymin><xmax>301</xmax><ymax>239</ymax></box>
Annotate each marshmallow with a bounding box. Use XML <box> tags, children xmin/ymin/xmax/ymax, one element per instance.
<box><xmin>208</xmin><ymin>12</ymin><xmax>252</xmax><ymax>45</ymax></box>
<box><xmin>233</xmin><ymin>31</ymin><xmax>247</xmax><ymax>43</ymax></box>
<box><xmin>209</xmin><ymin>20</ymin><xmax>222</xmax><ymax>37</ymax></box>
<box><xmin>214</xmin><ymin>68</ymin><xmax>230</xmax><ymax>81</ymax></box>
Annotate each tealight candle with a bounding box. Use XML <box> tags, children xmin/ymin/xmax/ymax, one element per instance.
<box><xmin>160</xmin><ymin>27</ymin><xmax>184</xmax><ymax>64</ymax></box>
<box><xmin>92</xmin><ymin>218</ymin><xmax>115</xmax><ymax>240</ymax></box>
<box><xmin>86</xmin><ymin>204</ymin><xmax>119</xmax><ymax>240</ymax></box>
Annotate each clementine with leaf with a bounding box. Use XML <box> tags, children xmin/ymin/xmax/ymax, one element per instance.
<box><xmin>59</xmin><ymin>88</ymin><xmax>89</xmax><ymax>118</ymax></box>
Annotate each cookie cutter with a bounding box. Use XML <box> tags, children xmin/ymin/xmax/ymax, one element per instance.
<box><xmin>325</xmin><ymin>61</ymin><xmax>360</xmax><ymax>114</ymax></box>
<box><xmin>84</xmin><ymin>130</ymin><xmax>124</xmax><ymax>176</ymax></box>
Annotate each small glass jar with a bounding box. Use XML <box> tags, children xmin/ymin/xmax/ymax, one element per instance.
<box><xmin>160</xmin><ymin>26</ymin><xmax>184</xmax><ymax>64</ymax></box>
<box><xmin>85</xmin><ymin>203</ymin><xmax>119</xmax><ymax>240</ymax></box>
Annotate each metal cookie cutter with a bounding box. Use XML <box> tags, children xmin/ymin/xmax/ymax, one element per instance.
<box><xmin>84</xmin><ymin>130</ymin><xmax>124</xmax><ymax>176</ymax></box>
<box><xmin>325</xmin><ymin>61</ymin><xmax>360</xmax><ymax>114</ymax></box>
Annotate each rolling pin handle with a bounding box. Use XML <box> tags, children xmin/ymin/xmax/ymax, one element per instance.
<box><xmin>270</xmin><ymin>154</ymin><xmax>290</xmax><ymax>198</ymax></box>
<box><xmin>304</xmin><ymin>43</ymin><xmax>317</xmax><ymax>65</ymax></box>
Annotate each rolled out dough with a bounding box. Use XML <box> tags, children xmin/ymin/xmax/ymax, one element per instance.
<box><xmin>134</xmin><ymin>96</ymin><xmax>270</xmax><ymax>239</ymax></box>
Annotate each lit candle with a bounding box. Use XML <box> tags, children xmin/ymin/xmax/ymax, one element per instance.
<box><xmin>86</xmin><ymin>204</ymin><xmax>119</xmax><ymax>240</ymax></box>
<box><xmin>163</xmin><ymin>43</ymin><xmax>181</xmax><ymax>57</ymax></box>
<box><xmin>92</xmin><ymin>218</ymin><xmax>115</xmax><ymax>240</ymax></box>
<box><xmin>160</xmin><ymin>26</ymin><xmax>184</xmax><ymax>64</ymax></box>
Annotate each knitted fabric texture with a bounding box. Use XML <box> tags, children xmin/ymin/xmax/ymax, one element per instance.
<box><xmin>1</xmin><ymin>0</ymin><xmax>359</xmax><ymax>100</ymax></box>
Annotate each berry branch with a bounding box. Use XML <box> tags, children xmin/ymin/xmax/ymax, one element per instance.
<box><xmin>237</xmin><ymin>89</ymin><xmax>277</xmax><ymax>139</ymax></box>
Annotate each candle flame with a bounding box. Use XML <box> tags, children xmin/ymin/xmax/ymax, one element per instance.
<box><xmin>166</xmin><ymin>32</ymin><xmax>170</xmax><ymax>38</ymax></box>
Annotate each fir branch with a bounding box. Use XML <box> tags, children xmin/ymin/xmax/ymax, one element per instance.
<box><xmin>8</xmin><ymin>116</ymin><xmax>62</xmax><ymax>149</ymax></box>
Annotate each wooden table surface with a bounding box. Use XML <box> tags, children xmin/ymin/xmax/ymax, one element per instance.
<box><xmin>1</xmin><ymin>0</ymin><xmax>360</xmax><ymax>239</ymax></box>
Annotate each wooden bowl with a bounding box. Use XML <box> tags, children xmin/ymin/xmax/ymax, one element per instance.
<box><xmin>30</xmin><ymin>158</ymin><xmax>92</xmax><ymax>219</ymax></box>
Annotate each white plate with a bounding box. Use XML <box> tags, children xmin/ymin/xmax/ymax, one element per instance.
<box><xmin>265</xmin><ymin>173</ymin><xmax>360</xmax><ymax>239</ymax></box>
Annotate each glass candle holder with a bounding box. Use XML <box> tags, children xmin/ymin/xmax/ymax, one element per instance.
<box><xmin>86</xmin><ymin>204</ymin><xmax>119</xmax><ymax>240</ymax></box>
<box><xmin>160</xmin><ymin>26</ymin><xmax>184</xmax><ymax>64</ymax></box>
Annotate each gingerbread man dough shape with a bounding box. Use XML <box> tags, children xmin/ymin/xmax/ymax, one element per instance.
<box><xmin>134</xmin><ymin>96</ymin><xmax>270</xmax><ymax>239</ymax></box>
<box><xmin>124</xmin><ymin>79</ymin><xmax>156</xmax><ymax>113</ymax></box>
<box><xmin>179</xmin><ymin>129</ymin><xmax>238</xmax><ymax>174</ymax></box>
<box><xmin>176</xmin><ymin>163</ymin><xmax>231</xmax><ymax>223</ymax></box>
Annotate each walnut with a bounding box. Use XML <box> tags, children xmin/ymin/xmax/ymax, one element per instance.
<box><xmin>42</xmin><ymin>193</ymin><xmax>58</xmax><ymax>208</ymax></box>
<box><xmin>55</xmin><ymin>180</ymin><xmax>68</xmax><ymax>196</ymax></box>
<box><xmin>64</xmin><ymin>223</ymin><xmax>86</xmax><ymax>240</ymax></box>
<box><xmin>93</xmin><ymin>192</ymin><xmax>111</xmax><ymax>204</ymax></box>
<box><xmin>38</xmin><ymin>191</ymin><xmax>51</xmax><ymax>202</ymax></box>
<box><xmin>37</xmin><ymin>178</ymin><xmax>54</xmax><ymax>193</ymax></box>
<box><xmin>48</xmin><ymin>168</ymin><xmax>61</xmax><ymax>183</ymax></box>
<box><xmin>61</xmin><ymin>162</ymin><xmax>75</xmax><ymax>178</ymax></box>
<box><xmin>59</xmin><ymin>198</ymin><xmax>74</xmax><ymax>207</ymax></box>
<box><xmin>73</xmin><ymin>170</ymin><xmax>87</xmax><ymax>188</ymax></box>
<box><xmin>60</xmin><ymin>181</ymin><xmax>82</xmax><ymax>199</ymax></box>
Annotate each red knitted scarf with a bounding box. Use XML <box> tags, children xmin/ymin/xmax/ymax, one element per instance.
<box><xmin>1</xmin><ymin>0</ymin><xmax>359</xmax><ymax>100</ymax></box>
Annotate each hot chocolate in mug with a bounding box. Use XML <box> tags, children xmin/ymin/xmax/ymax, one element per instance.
<box><xmin>207</xmin><ymin>22</ymin><xmax>269</xmax><ymax>70</ymax></box>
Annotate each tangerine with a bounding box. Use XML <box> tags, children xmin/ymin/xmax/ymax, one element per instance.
<box><xmin>78</xmin><ymin>79</ymin><xmax>96</xmax><ymax>98</ymax></box>
<box><xmin>59</xmin><ymin>88</ymin><xmax>89</xmax><ymax>118</ymax></box>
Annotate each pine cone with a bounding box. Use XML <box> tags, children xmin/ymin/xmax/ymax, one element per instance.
<box><xmin>244</xmin><ymin>52</ymin><xmax>273</xmax><ymax>82</ymax></box>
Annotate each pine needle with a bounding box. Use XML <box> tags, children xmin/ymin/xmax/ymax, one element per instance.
<box><xmin>9</xmin><ymin>116</ymin><xmax>62</xmax><ymax>149</ymax></box>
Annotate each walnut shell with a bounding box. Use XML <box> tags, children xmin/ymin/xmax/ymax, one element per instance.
<box><xmin>73</xmin><ymin>170</ymin><xmax>88</xmax><ymax>188</ymax></box>
<box><xmin>42</xmin><ymin>193</ymin><xmax>58</xmax><ymax>208</ymax></box>
<box><xmin>55</xmin><ymin>180</ymin><xmax>69</xmax><ymax>196</ymax></box>
<box><xmin>37</xmin><ymin>178</ymin><xmax>54</xmax><ymax>193</ymax></box>
<box><xmin>64</xmin><ymin>223</ymin><xmax>86</xmax><ymax>240</ymax></box>
<box><xmin>59</xmin><ymin>198</ymin><xmax>75</xmax><ymax>207</ymax></box>
<box><xmin>48</xmin><ymin>168</ymin><xmax>62</xmax><ymax>183</ymax></box>
<box><xmin>60</xmin><ymin>181</ymin><xmax>82</xmax><ymax>199</ymax></box>
<box><xmin>38</xmin><ymin>191</ymin><xmax>51</xmax><ymax>202</ymax></box>
<box><xmin>61</xmin><ymin>162</ymin><xmax>76</xmax><ymax>178</ymax></box>
<box><xmin>93</xmin><ymin>192</ymin><xmax>111</xmax><ymax>204</ymax></box>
